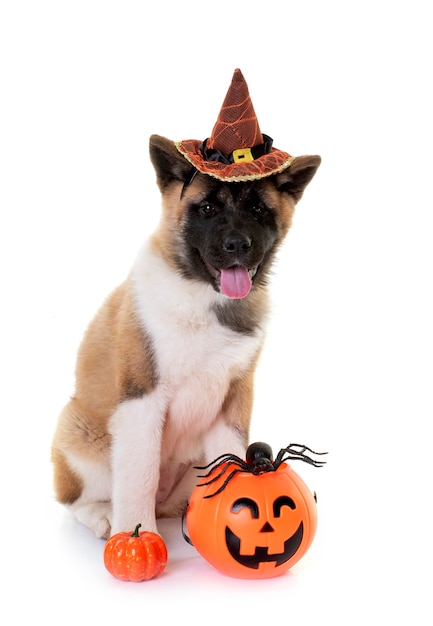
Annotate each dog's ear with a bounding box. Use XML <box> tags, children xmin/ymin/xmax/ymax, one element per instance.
<box><xmin>273</xmin><ymin>155</ymin><xmax>321</xmax><ymax>202</ymax></box>
<box><xmin>149</xmin><ymin>135</ymin><xmax>192</xmax><ymax>191</ymax></box>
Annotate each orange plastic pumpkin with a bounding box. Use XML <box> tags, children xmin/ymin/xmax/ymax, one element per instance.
<box><xmin>103</xmin><ymin>524</ymin><xmax>167</xmax><ymax>581</ymax></box>
<box><xmin>185</xmin><ymin>443</ymin><xmax>324</xmax><ymax>579</ymax></box>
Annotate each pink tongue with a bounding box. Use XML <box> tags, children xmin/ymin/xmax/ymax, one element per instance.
<box><xmin>220</xmin><ymin>267</ymin><xmax>252</xmax><ymax>299</ymax></box>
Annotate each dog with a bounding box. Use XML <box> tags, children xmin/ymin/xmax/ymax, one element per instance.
<box><xmin>51</xmin><ymin>71</ymin><xmax>321</xmax><ymax>540</ymax></box>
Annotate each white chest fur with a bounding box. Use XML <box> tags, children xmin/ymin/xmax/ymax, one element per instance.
<box><xmin>130</xmin><ymin>242</ymin><xmax>264</xmax><ymax>444</ymax></box>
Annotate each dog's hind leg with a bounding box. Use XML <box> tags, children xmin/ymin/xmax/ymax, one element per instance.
<box><xmin>52</xmin><ymin>449</ymin><xmax>113</xmax><ymax>538</ymax></box>
<box><xmin>51</xmin><ymin>400</ymin><xmax>113</xmax><ymax>538</ymax></box>
<box><xmin>69</xmin><ymin>501</ymin><xmax>112</xmax><ymax>539</ymax></box>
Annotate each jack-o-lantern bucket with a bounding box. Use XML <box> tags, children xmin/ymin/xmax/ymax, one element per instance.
<box><xmin>184</xmin><ymin>442</ymin><xmax>326</xmax><ymax>579</ymax></box>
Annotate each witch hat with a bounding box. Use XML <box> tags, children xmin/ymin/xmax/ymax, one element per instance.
<box><xmin>176</xmin><ymin>68</ymin><xmax>294</xmax><ymax>182</ymax></box>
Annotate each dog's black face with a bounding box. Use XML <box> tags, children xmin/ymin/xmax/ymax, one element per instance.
<box><xmin>182</xmin><ymin>179</ymin><xmax>279</xmax><ymax>299</ymax></box>
<box><xmin>149</xmin><ymin>134</ymin><xmax>321</xmax><ymax>306</ymax></box>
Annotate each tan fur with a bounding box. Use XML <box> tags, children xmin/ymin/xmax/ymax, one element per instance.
<box><xmin>52</xmin><ymin>281</ymin><xmax>157</xmax><ymax>502</ymax></box>
<box><xmin>51</xmin><ymin>447</ymin><xmax>83</xmax><ymax>504</ymax></box>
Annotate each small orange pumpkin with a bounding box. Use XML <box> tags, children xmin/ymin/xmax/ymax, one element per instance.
<box><xmin>103</xmin><ymin>524</ymin><xmax>167</xmax><ymax>581</ymax></box>
<box><xmin>185</xmin><ymin>442</ymin><xmax>325</xmax><ymax>579</ymax></box>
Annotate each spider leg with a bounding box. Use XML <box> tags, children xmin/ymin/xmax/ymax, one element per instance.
<box><xmin>273</xmin><ymin>449</ymin><xmax>285</xmax><ymax>466</ymax></box>
<box><xmin>194</xmin><ymin>453</ymin><xmax>245</xmax><ymax>472</ymax></box>
<box><xmin>273</xmin><ymin>444</ymin><xmax>328</xmax><ymax>469</ymax></box>
<box><xmin>203</xmin><ymin>468</ymin><xmax>244</xmax><ymax>499</ymax></box>
<box><xmin>287</xmin><ymin>443</ymin><xmax>327</xmax><ymax>457</ymax></box>
<box><xmin>196</xmin><ymin>459</ymin><xmax>246</xmax><ymax>485</ymax></box>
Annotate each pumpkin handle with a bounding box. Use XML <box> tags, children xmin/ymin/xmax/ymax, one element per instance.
<box><xmin>181</xmin><ymin>504</ymin><xmax>194</xmax><ymax>546</ymax></box>
<box><xmin>131</xmin><ymin>523</ymin><xmax>142</xmax><ymax>537</ymax></box>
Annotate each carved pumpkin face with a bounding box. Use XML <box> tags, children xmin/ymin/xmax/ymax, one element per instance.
<box><xmin>186</xmin><ymin>461</ymin><xmax>318</xmax><ymax>579</ymax></box>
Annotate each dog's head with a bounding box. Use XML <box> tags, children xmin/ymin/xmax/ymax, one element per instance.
<box><xmin>149</xmin><ymin>134</ymin><xmax>320</xmax><ymax>300</ymax></box>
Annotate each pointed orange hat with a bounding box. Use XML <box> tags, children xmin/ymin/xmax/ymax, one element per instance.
<box><xmin>176</xmin><ymin>69</ymin><xmax>295</xmax><ymax>182</ymax></box>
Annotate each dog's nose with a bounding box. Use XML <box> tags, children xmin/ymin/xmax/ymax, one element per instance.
<box><xmin>223</xmin><ymin>234</ymin><xmax>252</xmax><ymax>254</ymax></box>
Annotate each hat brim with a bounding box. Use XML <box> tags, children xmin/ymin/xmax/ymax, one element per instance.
<box><xmin>176</xmin><ymin>140</ymin><xmax>295</xmax><ymax>182</ymax></box>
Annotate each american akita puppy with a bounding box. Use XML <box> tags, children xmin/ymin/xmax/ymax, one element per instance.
<box><xmin>51</xmin><ymin>70</ymin><xmax>321</xmax><ymax>540</ymax></box>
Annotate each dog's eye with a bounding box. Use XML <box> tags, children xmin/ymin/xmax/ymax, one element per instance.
<box><xmin>251</xmin><ymin>204</ymin><xmax>266</xmax><ymax>217</ymax></box>
<box><xmin>200</xmin><ymin>202</ymin><xmax>216</xmax><ymax>216</ymax></box>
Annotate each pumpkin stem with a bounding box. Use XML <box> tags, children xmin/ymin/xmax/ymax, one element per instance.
<box><xmin>131</xmin><ymin>523</ymin><xmax>142</xmax><ymax>537</ymax></box>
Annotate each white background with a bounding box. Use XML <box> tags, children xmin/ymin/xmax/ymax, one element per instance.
<box><xmin>1</xmin><ymin>1</ymin><xmax>432</xmax><ymax>623</ymax></box>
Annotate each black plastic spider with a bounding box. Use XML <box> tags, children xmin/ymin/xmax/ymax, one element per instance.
<box><xmin>194</xmin><ymin>442</ymin><xmax>327</xmax><ymax>498</ymax></box>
